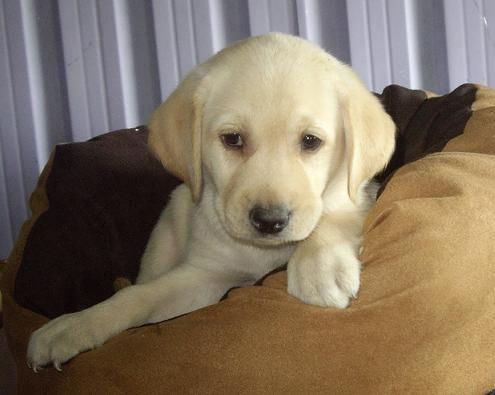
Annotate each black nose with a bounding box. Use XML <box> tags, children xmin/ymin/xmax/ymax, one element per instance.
<box><xmin>249</xmin><ymin>205</ymin><xmax>290</xmax><ymax>235</ymax></box>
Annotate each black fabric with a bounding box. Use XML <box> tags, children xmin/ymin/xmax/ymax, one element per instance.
<box><xmin>14</xmin><ymin>127</ymin><xmax>181</xmax><ymax>318</ymax></box>
<box><xmin>375</xmin><ymin>84</ymin><xmax>477</xmax><ymax>193</ymax></box>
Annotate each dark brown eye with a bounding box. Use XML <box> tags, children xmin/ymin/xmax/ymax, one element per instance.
<box><xmin>221</xmin><ymin>132</ymin><xmax>243</xmax><ymax>149</ymax></box>
<box><xmin>301</xmin><ymin>134</ymin><xmax>322</xmax><ymax>151</ymax></box>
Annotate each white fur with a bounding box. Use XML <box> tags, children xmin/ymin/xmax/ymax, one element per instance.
<box><xmin>27</xmin><ymin>33</ymin><xmax>395</xmax><ymax>371</ymax></box>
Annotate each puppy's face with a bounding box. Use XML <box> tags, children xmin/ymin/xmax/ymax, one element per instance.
<box><xmin>148</xmin><ymin>33</ymin><xmax>395</xmax><ymax>247</ymax></box>
<box><xmin>201</xmin><ymin>59</ymin><xmax>343</xmax><ymax>245</ymax></box>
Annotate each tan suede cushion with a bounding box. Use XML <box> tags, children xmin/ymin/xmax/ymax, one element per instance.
<box><xmin>7</xmin><ymin>152</ymin><xmax>495</xmax><ymax>394</ymax></box>
<box><xmin>2</xmin><ymin>86</ymin><xmax>495</xmax><ymax>393</ymax></box>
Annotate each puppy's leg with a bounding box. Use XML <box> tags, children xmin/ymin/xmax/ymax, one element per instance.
<box><xmin>137</xmin><ymin>184</ymin><xmax>192</xmax><ymax>284</ymax></box>
<box><xmin>27</xmin><ymin>263</ymin><xmax>236</xmax><ymax>371</ymax></box>
<box><xmin>287</xmin><ymin>210</ymin><xmax>365</xmax><ymax>308</ymax></box>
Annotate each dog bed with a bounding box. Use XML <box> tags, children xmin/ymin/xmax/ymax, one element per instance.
<box><xmin>2</xmin><ymin>84</ymin><xmax>495</xmax><ymax>394</ymax></box>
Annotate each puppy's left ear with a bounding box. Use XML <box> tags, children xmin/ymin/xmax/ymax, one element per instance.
<box><xmin>147</xmin><ymin>66</ymin><xmax>210</xmax><ymax>202</ymax></box>
<box><xmin>337</xmin><ymin>67</ymin><xmax>396</xmax><ymax>203</ymax></box>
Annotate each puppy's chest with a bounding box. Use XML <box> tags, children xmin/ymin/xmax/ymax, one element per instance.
<box><xmin>192</xmin><ymin>232</ymin><xmax>294</xmax><ymax>282</ymax></box>
<box><xmin>191</xmin><ymin>202</ymin><xmax>295</xmax><ymax>281</ymax></box>
<box><xmin>227</xmin><ymin>243</ymin><xmax>295</xmax><ymax>281</ymax></box>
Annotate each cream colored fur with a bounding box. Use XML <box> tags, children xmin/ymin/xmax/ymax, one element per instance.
<box><xmin>27</xmin><ymin>33</ymin><xmax>395</xmax><ymax>371</ymax></box>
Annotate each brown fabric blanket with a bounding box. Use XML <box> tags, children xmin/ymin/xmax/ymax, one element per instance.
<box><xmin>2</xmin><ymin>84</ymin><xmax>495</xmax><ymax>394</ymax></box>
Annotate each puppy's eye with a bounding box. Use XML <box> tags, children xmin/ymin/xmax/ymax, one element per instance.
<box><xmin>301</xmin><ymin>134</ymin><xmax>322</xmax><ymax>151</ymax></box>
<box><xmin>220</xmin><ymin>132</ymin><xmax>243</xmax><ymax>149</ymax></box>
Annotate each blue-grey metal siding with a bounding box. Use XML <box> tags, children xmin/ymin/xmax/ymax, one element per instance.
<box><xmin>0</xmin><ymin>0</ymin><xmax>493</xmax><ymax>258</ymax></box>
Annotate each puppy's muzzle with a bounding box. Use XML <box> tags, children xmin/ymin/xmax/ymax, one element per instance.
<box><xmin>249</xmin><ymin>205</ymin><xmax>290</xmax><ymax>235</ymax></box>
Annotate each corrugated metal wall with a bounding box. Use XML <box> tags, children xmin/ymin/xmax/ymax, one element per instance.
<box><xmin>1</xmin><ymin>0</ymin><xmax>494</xmax><ymax>258</ymax></box>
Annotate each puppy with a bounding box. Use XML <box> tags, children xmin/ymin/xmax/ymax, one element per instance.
<box><xmin>27</xmin><ymin>33</ymin><xmax>395</xmax><ymax>371</ymax></box>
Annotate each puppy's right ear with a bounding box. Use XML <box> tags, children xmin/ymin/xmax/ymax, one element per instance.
<box><xmin>148</xmin><ymin>67</ymin><xmax>209</xmax><ymax>202</ymax></box>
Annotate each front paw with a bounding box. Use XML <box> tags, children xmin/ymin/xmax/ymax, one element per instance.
<box><xmin>27</xmin><ymin>311</ymin><xmax>99</xmax><ymax>371</ymax></box>
<box><xmin>288</xmin><ymin>244</ymin><xmax>361</xmax><ymax>308</ymax></box>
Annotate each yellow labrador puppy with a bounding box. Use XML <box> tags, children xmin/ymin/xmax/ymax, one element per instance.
<box><xmin>27</xmin><ymin>33</ymin><xmax>395</xmax><ymax>371</ymax></box>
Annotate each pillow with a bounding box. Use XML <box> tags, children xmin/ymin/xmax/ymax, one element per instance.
<box><xmin>2</xmin><ymin>85</ymin><xmax>494</xmax><ymax>393</ymax></box>
<box><xmin>11</xmin><ymin>127</ymin><xmax>181</xmax><ymax>318</ymax></box>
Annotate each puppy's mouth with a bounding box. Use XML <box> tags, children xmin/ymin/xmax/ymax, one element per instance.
<box><xmin>244</xmin><ymin>233</ymin><xmax>296</xmax><ymax>247</ymax></box>
<box><xmin>231</xmin><ymin>229</ymin><xmax>299</xmax><ymax>247</ymax></box>
<box><xmin>221</xmin><ymin>210</ymin><xmax>313</xmax><ymax>247</ymax></box>
<box><xmin>214</xmin><ymin>195</ymin><xmax>320</xmax><ymax>246</ymax></box>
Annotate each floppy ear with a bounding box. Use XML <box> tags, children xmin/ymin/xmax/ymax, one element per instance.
<box><xmin>148</xmin><ymin>68</ymin><xmax>209</xmax><ymax>202</ymax></box>
<box><xmin>337</xmin><ymin>69</ymin><xmax>396</xmax><ymax>203</ymax></box>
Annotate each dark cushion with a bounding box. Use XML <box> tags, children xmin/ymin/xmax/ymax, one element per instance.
<box><xmin>14</xmin><ymin>127</ymin><xmax>180</xmax><ymax>318</ymax></box>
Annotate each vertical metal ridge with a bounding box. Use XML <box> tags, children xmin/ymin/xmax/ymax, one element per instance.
<box><xmin>484</xmin><ymin>0</ymin><xmax>495</xmax><ymax>86</ymax></box>
<box><xmin>106</xmin><ymin>0</ymin><xmax>161</xmax><ymax>129</ymax></box>
<box><xmin>0</xmin><ymin>2</ymin><xmax>16</xmax><ymax>250</ymax></box>
<box><xmin>295</xmin><ymin>0</ymin><xmax>310</xmax><ymax>39</ymax></box>
<box><xmin>444</xmin><ymin>0</ymin><xmax>468</xmax><ymax>89</ymax></box>
<box><xmin>78</xmin><ymin>0</ymin><xmax>110</xmax><ymax>136</ymax></box>
<box><xmin>3</xmin><ymin>0</ymin><xmax>38</xmax><ymax>210</ymax></box>
<box><xmin>74</xmin><ymin>0</ymin><xmax>91</xmax><ymax>136</ymax></box>
<box><xmin>346</xmin><ymin>0</ymin><xmax>373</xmax><ymax>88</ymax></box>
<box><xmin>248</xmin><ymin>0</ymin><xmax>270</xmax><ymax>35</ymax></box>
<box><xmin>91</xmin><ymin>0</ymin><xmax>110</xmax><ymax>133</ymax></box>
<box><xmin>191</xmin><ymin>0</ymin><xmax>215</xmax><ymax>63</ymax></box>
<box><xmin>124</xmin><ymin>0</ymin><xmax>160</xmax><ymax>125</ymax></box>
<box><xmin>386</xmin><ymin>0</ymin><xmax>411</xmax><ymax>87</ymax></box>
<box><xmin>461</xmin><ymin>0</ymin><xmax>469</xmax><ymax>81</ymax></box>
<box><xmin>384</xmin><ymin>1</ymin><xmax>394</xmax><ymax>88</ymax></box>
<box><xmin>96</xmin><ymin>0</ymin><xmax>126</xmax><ymax>130</ymax></box>
<box><xmin>0</xmin><ymin>1</ymin><xmax>28</xmax><ymax>212</ymax></box>
<box><xmin>113</xmin><ymin>0</ymin><xmax>139</xmax><ymax>127</ymax></box>
<box><xmin>152</xmin><ymin>0</ymin><xmax>180</xmax><ymax>100</ymax></box>
<box><xmin>58</xmin><ymin>0</ymin><xmax>91</xmax><ymax>141</ymax></box>
<box><xmin>0</xmin><ymin>0</ymin><xmax>38</xmax><ymax>257</ymax></box>
<box><xmin>367</xmin><ymin>0</ymin><xmax>393</xmax><ymax>90</ymax></box>
<box><xmin>295</xmin><ymin>0</ymin><xmax>350</xmax><ymax>64</ymax></box>
<box><xmin>172</xmin><ymin>0</ymin><xmax>198</xmax><ymax>79</ymax></box>
<box><xmin>208</xmin><ymin>0</ymin><xmax>224</xmax><ymax>52</ymax></box>
<box><xmin>464</xmin><ymin>0</ymin><xmax>488</xmax><ymax>84</ymax></box>
<box><xmin>0</xmin><ymin>148</ymin><xmax>13</xmax><ymax>253</ymax></box>
<box><xmin>20</xmin><ymin>0</ymin><xmax>50</xmax><ymax>169</ymax></box>
<box><xmin>404</xmin><ymin>0</ymin><xmax>420</xmax><ymax>89</ymax></box>
<box><xmin>204</xmin><ymin>0</ymin><xmax>250</xmax><ymax>52</ymax></box>
<box><xmin>268</xmin><ymin>0</ymin><xmax>298</xmax><ymax>34</ymax></box>
<box><xmin>365</xmin><ymin>1</ymin><xmax>374</xmax><ymax>89</ymax></box>
<box><xmin>480</xmin><ymin>0</ymin><xmax>489</xmax><ymax>87</ymax></box>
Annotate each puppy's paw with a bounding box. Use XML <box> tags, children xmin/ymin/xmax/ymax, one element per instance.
<box><xmin>27</xmin><ymin>312</ymin><xmax>100</xmax><ymax>372</ymax></box>
<box><xmin>287</xmin><ymin>244</ymin><xmax>361</xmax><ymax>308</ymax></box>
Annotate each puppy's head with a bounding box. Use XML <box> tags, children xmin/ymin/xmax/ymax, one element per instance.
<box><xmin>149</xmin><ymin>33</ymin><xmax>395</xmax><ymax>246</ymax></box>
